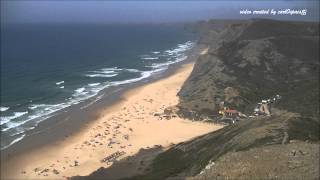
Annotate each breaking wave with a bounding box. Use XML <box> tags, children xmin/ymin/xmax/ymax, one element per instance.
<box><xmin>0</xmin><ymin>106</ymin><xmax>10</xmax><ymax>112</ymax></box>
<box><xmin>0</xmin><ymin>41</ymin><xmax>194</xmax><ymax>150</ymax></box>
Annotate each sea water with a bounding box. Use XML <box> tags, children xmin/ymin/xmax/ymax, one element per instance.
<box><xmin>0</xmin><ymin>23</ymin><xmax>196</xmax><ymax>149</ymax></box>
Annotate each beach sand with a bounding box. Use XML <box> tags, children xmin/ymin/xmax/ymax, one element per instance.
<box><xmin>1</xmin><ymin>62</ymin><xmax>223</xmax><ymax>180</ymax></box>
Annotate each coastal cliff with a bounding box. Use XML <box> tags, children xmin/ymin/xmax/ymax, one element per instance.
<box><xmin>178</xmin><ymin>19</ymin><xmax>318</xmax><ymax>117</ymax></box>
<box><xmin>72</xmin><ymin>19</ymin><xmax>319</xmax><ymax>180</ymax></box>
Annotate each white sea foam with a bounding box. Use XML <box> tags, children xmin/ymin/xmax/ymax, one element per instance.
<box><xmin>80</xmin><ymin>94</ymin><xmax>104</xmax><ymax>110</ymax></box>
<box><xmin>110</xmin><ymin>68</ymin><xmax>165</xmax><ymax>86</ymax></box>
<box><xmin>85</xmin><ymin>74</ymin><xmax>118</xmax><ymax>78</ymax></box>
<box><xmin>149</xmin><ymin>56</ymin><xmax>188</xmax><ymax>69</ymax></box>
<box><xmin>85</xmin><ymin>67</ymin><xmax>123</xmax><ymax>78</ymax></box>
<box><xmin>72</xmin><ymin>87</ymin><xmax>89</xmax><ymax>97</ymax></box>
<box><xmin>147</xmin><ymin>41</ymin><xmax>193</xmax><ymax>70</ymax></box>
<box><xmin>0</xmin><ymin>106</ymin><xmax>9</xmax><ymax>112</ymax></box>
<box><xmin>0</xmin><ymin>111</ymin><xmax>28</xmax><ymax>126</ymax></box>
<box><xmin>9</xmin><ymin>127</ymin><xmax>26</xmax><ymax>137</ymax></box>
<box><xmin>75</xmin><ymin>87</ymin><xmax>85</xmax><ymax>93</ymax></box>
<box><xmin>1</xmin><ymin>89</ymin><xmax>101</xmax><ymax>133</ymax></box>
<box><xmin>60</xmin><ymin>86</ymin><xmax>64</xmax><ymax>89</ymax></box>
<box><xmin>1</xmin><ymin>41</ymin><xmax>195</xmax><ymax>149</ymax></box>
<box><xmin>102</xmin><ymin>67</ymin><xmax>122</xmax><ymax>71</ymax></box>
<box><xmin>28</xmin><ymin>104</ymin><xmax>40</xmax><ymax>110</ymax></box>
<box><xmin>55</xmin><ymin>81</ymin><xmax>64</xmax><ymax>85</ymax></box>
<box><xmin>0</xmin><ymin>134</ymin><xmax>26</xmax><ymax>150</ymax></box>
<box><xmin>126</xmin><ymin>69</ymin><xmax>141</xmax><ymax>73</ymax></box>
<box><xmin>0</xmin><ymin>119</ymin><xmax>11</xmax><ymax>126</ymax></box>
<box><xmin>2</xmin><ymin>103</ymin><xmax>69</xmax><ymax>131</ymax></box>
<box><xmin>91</xmin><ymin>70</ymin><xmax>115</xmax><ymax>74</ymax></box>
<box><xmin>88</xmin><ymin>83</ymin><xmax>101</xmax><ymax>87</ymax></box>
<box><xmin>164</xmin><ymin>41</ymin><xmax>194</xmax><ymax>55</ymax></box>
<box><xmin>142</xmin><ymin>57</ymin><xmax>159</xmax><ymax>60</ymax></box>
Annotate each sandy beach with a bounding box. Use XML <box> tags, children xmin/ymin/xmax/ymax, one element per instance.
<box><xmin>1</xmin><ymin>59</ymin><xmax>222</xmax><ymax>180</ymax></box>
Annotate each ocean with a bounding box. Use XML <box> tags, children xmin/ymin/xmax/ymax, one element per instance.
<box><xmin>0</xmin><ymin>23</ymin><xmax>196</xmax><ymax>150</ymax></box>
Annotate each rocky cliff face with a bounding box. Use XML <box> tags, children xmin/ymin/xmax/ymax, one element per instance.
<box><xmin>178</xmin><ymin>19</ymin><xmax>319</xmax><ymax>118</ymax></box>
<box><xmin>71</xmin><ymin>19</ymin><xmax>319</xmax><ymax>180</ymax></box>
<box><xmin>132</xmin><ymin>19</ymin><xmax>319</xmax><ymax>179</ymax></box>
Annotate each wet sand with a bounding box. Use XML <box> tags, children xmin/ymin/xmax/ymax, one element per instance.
<box><xmin>1</xmin><ymin>61</ymin><xmax>223</xmax><ymax>180</ymax></box>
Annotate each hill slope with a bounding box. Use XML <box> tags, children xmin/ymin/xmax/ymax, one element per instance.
<box><xmin>178</xmin><ymin>19</ymin><xmax>319</xmax><ymax>117</ymax></box>
<box><xmin>71</xmin><ymin>19</ymin><xmax>319</xmax><ymax>180</ymax></box>
<box><xmin>130</xmin><ymin>19</ymin><xmax>319</xmax><ymax>179</ymax></box>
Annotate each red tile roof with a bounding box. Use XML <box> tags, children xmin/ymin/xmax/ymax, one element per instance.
<box><xmin>224</xmin><ymin>109</ymin><xmax>238</xmax><ymax>113</ymax></box>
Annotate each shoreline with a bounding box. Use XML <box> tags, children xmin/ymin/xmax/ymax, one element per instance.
<box><xmin>1</xmin><ymin>44</ymin><xmax>222</xmax><ymax>180</ymax></box>
<box><xmin>1</xmin><ymin>42</ymin><xmax>203</xmax><ymax>156</ymax></box>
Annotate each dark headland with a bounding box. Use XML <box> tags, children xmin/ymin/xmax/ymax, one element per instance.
<box><xmin>72</xmin><ymin>19</ymin><xmax>319</xmax><ymax>180</ymax></box>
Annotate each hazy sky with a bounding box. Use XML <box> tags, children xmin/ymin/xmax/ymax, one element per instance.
<box><xmin>1</xmin><ymin>1</ymin><xmax>319</xmax><ymax>24</ymax></box>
